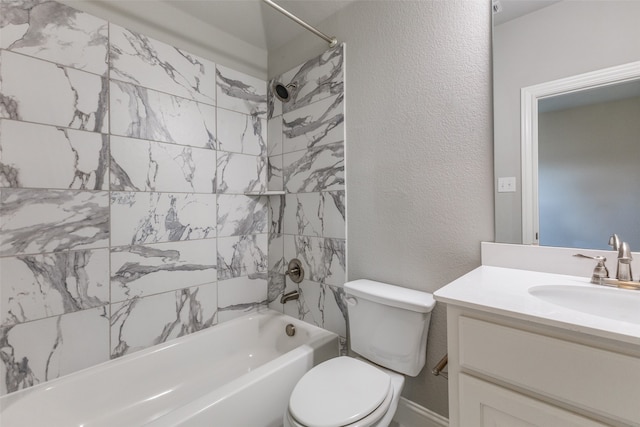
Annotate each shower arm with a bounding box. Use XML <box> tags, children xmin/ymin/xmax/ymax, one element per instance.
<box><xmin>262</xmin><ymin>0</ymin><xmax>338</xmax><ymax>48</ymax></box>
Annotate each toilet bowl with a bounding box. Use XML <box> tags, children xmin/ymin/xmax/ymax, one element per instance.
<box><xmin>283</xmin><ymin>357</ymin><xmax>404</xmax><ymax>427</ymax></box>
<box><xmin>283</xmin><ymin>280</ymin><xmax>436</xmax><ymax>427</ymax></box>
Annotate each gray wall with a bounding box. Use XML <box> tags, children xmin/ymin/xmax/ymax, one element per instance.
<box><xmin>270</xmin><ymin>0</ymin><xmax>494</xmax><ymax>417</ymax></box>
<box><xmin>538</xmin><ymin>97</ymin><xmax>640</xmax><ymax>249</ymax></box>
<box><xmin>494</xmin><ymin>1</ymin><xmax>640</xmax><ymax>244</ymax></box>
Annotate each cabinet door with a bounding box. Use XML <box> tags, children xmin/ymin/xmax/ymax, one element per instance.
<box><xmin>458</xmin><ymin>316</ymin><xmax>640</xmax><ymax>423</ymax></box>
<box><xmin>459</xmin><ymin>374</ymin><xmax>608</xmax><ymax>427</ymax></box>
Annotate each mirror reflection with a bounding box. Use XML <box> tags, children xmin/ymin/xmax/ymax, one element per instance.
<box><xmin>538</xmin><ymin>81</ymin><xmax>640</xmax><ymax>249</ymax></box>
<box><xmin>493</xmin><ymin>0</ymin><xmax>640</xmax><ymax>249</ymax></box>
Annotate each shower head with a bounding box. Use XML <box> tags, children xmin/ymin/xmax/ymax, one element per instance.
<box><xmin>272</xmin><ymin>81</ymin><xmax>297</xmax><ymax>103</ymax></box>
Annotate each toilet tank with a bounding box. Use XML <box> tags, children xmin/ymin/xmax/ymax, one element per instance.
<box><xmin>344</xmin><ymin>279</ymin><xmax>436</xmax><ymax>377</ymax></box>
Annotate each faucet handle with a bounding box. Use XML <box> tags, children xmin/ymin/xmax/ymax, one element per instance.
<box><xmin>285</xmin><ymin>258</ymin><xmax>304</xmax><ymax>283</ymax></box>
<box><xmin>574</xmin><ymin>254</ymin><xmax>609</xmax><ymax>284</ymax></box>
<box><xmin>574</xmin><ymin>254</ymin><xmax>606</xmax><ymax>261</ymax></box>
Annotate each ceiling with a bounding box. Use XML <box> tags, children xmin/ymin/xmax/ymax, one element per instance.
<box><xmin>162</xmin><ymin>0</ymin><xmax>352</xmax><ymax>52</ymax></box>
<box><xmin>493</xmin><ymin>0</ymin><xmax>561</xmax><ymax>26</ymax></box>
<box><xmin>164</xmin><ymin>0</ymin><xmax>564</xmax><ymax>51</ymax></box>
<box><xmin>81</xmin><ymin>1</ymin><xmax>563</xmax><ymax>53</ymax></box>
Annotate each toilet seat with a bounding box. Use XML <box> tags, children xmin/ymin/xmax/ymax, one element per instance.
<box><xmin>286</xmin><ymin>388</ymin><xmax>393</xmax><ymax>427</ymax></box>
<box><xmin>287</xmin><ymin>357</ymin><xmax>393</xmax><ymax>427</ymax></box>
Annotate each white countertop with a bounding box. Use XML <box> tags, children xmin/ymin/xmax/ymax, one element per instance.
<box><xmin>434</xmin><ymin>266</ymin><xmax>640</xmax><ymax>346</ymax></box>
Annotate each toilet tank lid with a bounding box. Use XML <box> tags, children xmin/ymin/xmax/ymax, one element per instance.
<box><xmin>344</xmin><ymin>279</ymin><xmax>436</xmax><ymax>313</ymax></box>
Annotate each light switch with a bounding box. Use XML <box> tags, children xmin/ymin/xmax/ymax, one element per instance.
<box><xmin>497</xmin><ymin>177</ymin><xmax>516</xmax><ymax>193</ymax></box>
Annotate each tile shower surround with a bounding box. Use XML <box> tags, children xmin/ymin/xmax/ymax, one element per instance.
<box><xmin>267</xmin><ymin>45</ymin><xmax>347</xmax><ymax>341</ymax></box>
<box><xmin>0</xmin><ymin>0</ymin><xmax>346</xmax><ymax>396</ymax></box>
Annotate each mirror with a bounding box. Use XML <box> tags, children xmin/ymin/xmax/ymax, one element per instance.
<box><xmin>521</xmin><ymin>66</ymin><xmax>640</xmax><ymax>249</ymax></box>
<box><xmin>493</xmin><ymin>0</ymin><xmax>640</xmax><ymax>249</ymax></box>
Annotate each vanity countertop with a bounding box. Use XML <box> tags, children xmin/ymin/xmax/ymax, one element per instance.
<box><xmin>434</xmin><ymin>266</ymin><xmax>640</xmax><ymax>346</ymax></box>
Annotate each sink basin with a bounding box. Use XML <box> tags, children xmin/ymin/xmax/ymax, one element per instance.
<box><xmin>528</xmin><ymin>285</ymin><xmax>640</xmax><ymax>325</ymax></box>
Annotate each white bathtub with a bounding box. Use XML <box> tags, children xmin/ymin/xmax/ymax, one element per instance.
<box><xmin>0</xmin><ymin>309</ymin><xmax>339</xmax><ymax>427</ymax></box>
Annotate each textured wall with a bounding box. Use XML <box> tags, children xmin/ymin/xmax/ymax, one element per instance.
<box><xmin>266</xmin><ymin>46</ymin><xmax>348</xmax><ymax>346</ymax></box>
<box><xmin>494</xmin><ymin>0</ymin><xmax>640</xmax><ymax>244</ymax></box>
<box><xmin>269</xmin><ymin>0</ymin><xmax>494</xmax><ymax>417</ymax></box>
<box><xmin>0</xmin><ymin>0</ymin><xmax>270</xmax><ymax>396</ymax></box>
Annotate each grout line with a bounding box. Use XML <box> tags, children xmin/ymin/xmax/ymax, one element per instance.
<box><xmin>0</xmin><ymin>232</ymin><xmax>283</xmax><ymax>260</ymax></box>
<box><xmin>0</xmin><ymin>48</ymin><xmax>108</xmax><ymax>79</ymax></box>
<box><xmin>110</xmin><ymin>280</ymin><xmax>220</xmax><ymax>306</ymax></box>
<box><xmin>0</xmin><ymin>117</ymin><xmax>109</xmax><ymax>136</ymax></box>
<box><xmin>280</xmin><ymin>91</ymin><xmax>343</xmax><ymax>119</ymax></box>
<box><xmin>0</xmin><ymin>115</ymin><xmax>269</xmax><ymax>156</ymax></box>
<box><xmin>107</xmin><ymin>20</ymin><xmax>113</xmax><ymax>359</ymax></box>
<box><xmin>3</xmin><ymin>304</ymin><xmax>110</xmax><ymax>331</ymax></box>
<box><xmin>0</xmin><ymin>186</ymin><xmax>282</xmax><ymax>196</ymax></box>
<box><xmin>110</xmin><ymin>133</ymin><xmax>221</xmax><ymax>152</ymax></box>
<box><xmin>214</xmin><ymin>67</ymin><xmax>221</xmax><ymax>324</ymax></box>
<box><xmin>6</xmin><ymin>279</ymin><xmax>223</xmax><ymax>330</ymax></box>
<box><xmin>109</xmin><ymin>76</ymin><xmax>218</xmax><ymax>109</ymax></box>
<box><xmin>1</xmin><ymin>44</ymin><xmax>230</xmax><ymax>110</ymax></box>
<box><xmin>0</xmin><ymin>238</ymin><xmax>219</xmax><ymax>259</ymax></box>
<box><xmin>280</xmin><ymin>140</ymin><xmax>345</xmax><ymax>157</ymax></box>
<box><xmin>0</xmin><ymin>245</ymin><xmax>111</xmax><ymax>260</ymax></box>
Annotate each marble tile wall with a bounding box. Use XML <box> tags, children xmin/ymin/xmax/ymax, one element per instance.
<box><xmin>0</xmin><ymin>0</ymin><xmax>268</xmax><ymax>395</ymax></box>
<box><xmin>266</xmin><ymin>45</ymin><xmax>348</xmax><ymax>344</ymax></box>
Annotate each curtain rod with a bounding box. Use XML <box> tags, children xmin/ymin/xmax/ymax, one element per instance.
<box><xmin>262</xmin><ymin>0</ymin><xmax>338</xmax><ymax>48</ymax></box>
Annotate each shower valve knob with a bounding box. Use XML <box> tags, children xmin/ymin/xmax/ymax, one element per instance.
<box><xmin>286</xmin><ymin>258</ymin><xmax>304</xmax><ymax>283</ymax></box>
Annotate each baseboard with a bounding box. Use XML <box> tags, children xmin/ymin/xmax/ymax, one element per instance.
<box><xmin>393</xmin><ymin>397</ymin><xmax>449</xmax><ymax>427</ymax></box>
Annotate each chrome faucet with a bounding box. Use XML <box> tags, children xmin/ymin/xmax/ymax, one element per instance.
<box><xmin>280</xmin><ymin>290</ymin><xmax>300</xmax><ymax>304</ymax></box>
<box><xmin>616</xmin><ymin>242</ymin><xmax>633</xmax><ymax>281</ymax></box>
<box><xmin>609</xmin><ymin>234</ymin><xmax>633</xmax><ymax>281</ymax></box>
<box><xmin>575</xmin><ymin>234</ymin><xmax>639</xmax><ymax>290</ymax></box>
<box><xmin>608</xmin><ymin>234</ymin><xmax>621</xmax><ymax>252</ymax></box>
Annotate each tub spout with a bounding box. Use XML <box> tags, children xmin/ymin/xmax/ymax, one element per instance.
<box><xmin>280</xmin><ymin>290</ymin><xmax>300</xmax><ymax>304</ymax></box>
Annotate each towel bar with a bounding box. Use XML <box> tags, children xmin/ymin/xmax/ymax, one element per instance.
<box><xmin>432</xmin><ymin>354</ymin><xmax>448</xmax><ymax>377</ymax></box>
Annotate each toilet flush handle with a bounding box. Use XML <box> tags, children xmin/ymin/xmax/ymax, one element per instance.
<box><xmin>345</xmin><ymin>296</ymin><xmax>358</xmax><ymax>306</ymax></box>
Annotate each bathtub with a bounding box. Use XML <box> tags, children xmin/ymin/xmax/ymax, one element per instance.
<box><xmin>0</xmin><ymin>309</ymin><xmax>339</xmax><ymax>427</ymax></box>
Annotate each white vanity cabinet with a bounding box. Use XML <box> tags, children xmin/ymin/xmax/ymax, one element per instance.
<box><xmin>435</xmin><ymin>266</ymin><xmax>640</xmax><ymax>427</ymax></box>
<box><xmin>446</xmin><ymin>307</ymin><xmax>640</xmax><ymax>426</ymax></box>
<box><xmin>459</xmin><ymin>374</ymin><xmax>608</xmax><ymax>427</ymax></box>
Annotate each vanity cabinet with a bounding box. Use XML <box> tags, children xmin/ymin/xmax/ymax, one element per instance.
<box><xmin>445</xmin><ymin>307</ymin><xmax>640</xmax><ymax>427</ymax></box>
<box><xmin>459</xmin><ymin>374</ymin><xmax>607</xmax><ymax>426</ymax></box>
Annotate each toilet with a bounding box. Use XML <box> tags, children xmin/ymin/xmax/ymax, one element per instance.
<box><xmin>284</xmin><ymin>279</ymin><xmax>436</xmax><ymax>427</ymax></box>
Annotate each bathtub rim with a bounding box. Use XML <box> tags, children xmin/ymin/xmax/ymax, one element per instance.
<box><xmin>0</xmin><ymin>308</ymin><xmax>338</xmax><ymax>412</ymax></box>
<box><xmin>147</xmin><ymin>334</ymin><xmax>339</xmax><ymax>426</ymax></box>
